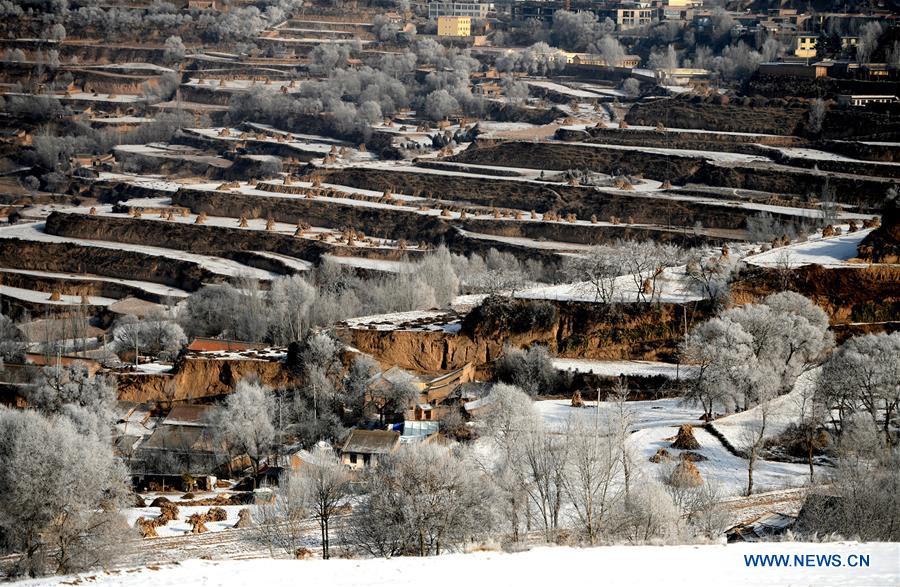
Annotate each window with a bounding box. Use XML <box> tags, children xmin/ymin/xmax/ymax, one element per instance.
<box><xmin>349</xmin><ymin>453</ymin><xmax>357</xmax><ymax>464</ymax></box>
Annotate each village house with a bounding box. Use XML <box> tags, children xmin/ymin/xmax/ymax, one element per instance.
<box><xmin>340</xmin><ymin>429</ymin><xmax>400</xmax><ymax>469</ymax></box>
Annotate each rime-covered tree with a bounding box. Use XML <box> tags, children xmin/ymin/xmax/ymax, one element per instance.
<box><xmin>563</xmin><ymin>413</ymin><xmax>622</xmax><ymax>544</ymax></box>
<box><xmin>27</xmin><ymin>363</ymin><xmax>116</xmax><ymax>434</ymax></box>
<box><xmin>0</xmin><ymin>408</ymin><xmax>130</xmax><ymax>577</ymax></box>
<box><xmin>818</xmin><ymin>332</ymin><xmax>900</xmax><ymax>444</ymax></box>
<box><xmin>0</xmin><ymin>313</ymin><xmax>24</xmax><ymax>363</ymax></box>
<box><xmin>294</xmin><ymin>446</ymin><xmax>351</xmax><ymax>558</ymax></box>
<box><xmin>347</xmin><ymin>444</ymin><xmax>494</xmax><ymax>556</ymax></box>
<box><xmin>209</xmin><ymin>380</ymin><xmax>276</xmax><ymax>487</ymax></box>
<box><xmin>494</xmin><ymin>344</ymin><xmax>560</xmax><ymax>396</ymax></box>
<box><xmin>268</xmin><ymin>275</ymin><xmax>316</xmax><ymax>345</ymax></box>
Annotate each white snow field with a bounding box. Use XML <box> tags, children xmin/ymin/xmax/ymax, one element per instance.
<box><xmin>22</xmin><ymin>542</ymin><xmax>899</xmax><ymax>587</ymax></box>
<box><xmin>630</xmin><ymin>425</ymin><xmax>820</xmax><ymax>495</ymax></box>
<box><xmin>744</xmin><ymin>228</ymin><xmax>874</xmax><ymax>269</ymax></box>
<box><xmin>551</xmin><ymin>358</ymin><xmax>697</xmax><ymax>379</ymax></box>
<box><xmin>536</xmin><ymin>398</ymin><xmax>702</xmax><ymax>434</ymax></box>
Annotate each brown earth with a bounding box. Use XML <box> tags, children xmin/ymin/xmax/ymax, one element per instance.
<box><xmin>115</xmin><ymin>356</ymin><xmax>291</xmax><ymax>404</ymax></box>
<box><xmin>338</xmin><ymin>298</ymin><xmax>714</xmax><ymax>374</ymax></box>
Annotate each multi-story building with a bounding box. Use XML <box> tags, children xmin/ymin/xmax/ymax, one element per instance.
<box><xmin>437</xmin><ymin>15</ymin><xmax>472</xmax><ymax>37</ymax></box>
<box><xmin>794</xmin><ymin>34</ymin><xmax>817</xmax><ymax>58</ymax></box>
<box><xmin>428</xmin><ymin>1</ymin><xmax>490</xmax><ymax>19</ymax></box>
<box><xmin>616</xmin><ymin>4</ymin><xmax>657</xmax><ymax>30</ymax></box>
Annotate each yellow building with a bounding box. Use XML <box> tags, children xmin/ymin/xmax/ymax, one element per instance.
<box><xmin>795</xmin><ymin>34</ymin><xmax>818</xmax><ymax>58</ymax></box>
<box><xmin>437</xmin><ymin>15</ymin><xmax>471</xmax><ymax>37</ymax></box>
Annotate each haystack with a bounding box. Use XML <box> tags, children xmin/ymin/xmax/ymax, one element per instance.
<box><xmin>670</xmin><ymin>459</ymin><xmax>703</xmax><ymax>488</ymax></box>
<box><xmin>48</xmin><ymin>291</ymin><xmax>61</xmax><ymax>301</ymax></box>
<box><xmin>194</xmin><ymin>212</ymin><xmax>206</xmax><ymax>225</ymax></box>
<box><xmin>135</xmin><ymin>518</ymin><xmax>159</xmax><ymax>538</ymax></box>
<box><xmin>80</xmin><ymin>294</ymin><xmax>91</xmax><ymax>305</ymax></box>
<box><xmin>671</xmin><ymin>424</ymin><xmax>701</xmax><ymax>450</ymax></box>
<box><xmin>238</xmin><ymin>216</ymin><xmax>248</xmax><ymax>228</ymax></box>
<box><xmin>265</xmin><ymin>218</ymin><xmax>275</xmax><ymax>231</ymax></box>
<box><xmin>649</xmin><ymin>448</ymin><xmax>672</xmax><ymax>463</ymax></box>
<box><xmin>207</xmin><ymin>507</ymin><xmax>227</xmax><ymax>522</ymax></box>
<box><xmin>187</xmin><ymin>513</ymin><xmax>208</xmax><ymax>534</ymax></box>
<box><xmin>89</xmin><ymin>206</ymin><xmax>97</xmax><ymax>215</ymax></box>
<box><xmin>295</xmin><ymin>547</ymin><xmax>314</xmax><ymax>559</ymax></box>
<box><xmin>234</xmin><ymin>508</ymin><xmax>254</xmax><ymax>528</ymax></box>
<box><xmin>571</xmin><ymin>391</ymin><xmax>585</xmax><ymax>408</ymax></box>
<box><xmin>149</xmin><ymin>496</ymin><xmax>171</xmax><ymax>508</ymax></box>
<box><xmin>158</xmin><ymin>502</ymin><xmax>180</xmax><ymax>523</ymax></box>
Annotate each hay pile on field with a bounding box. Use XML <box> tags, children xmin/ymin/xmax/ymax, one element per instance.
<box><xmin>571</xmin><ymin>391</ymin><xmax>585</xmax><ymax>408</ymax></box>
<box><xmin>134</xmin><ymin>500</ymin><xmax>181</xmax><ymax>539</ymax></box>
<box><xmin>670</xmin><ymin>458</ymin><xmax>703</xmax><ymax>488</ymax></box>
<box><xmin>187</xmin><ymin>513</ymin><xmax>209</xmax><ymax>534</ymax></box>
<box><xmin>649</xmin><ymin>448</ymin><xmax>672</xmax><ymax>463</ymax></box>
<box><xmin>234</xmin><ymin>508</ymin><xmax>254</xmax><ymax>528</ymax></box>
<box><xmin>671</xmin><ymin>424</ymin><xmax>701</xmax><ymax>450</ymax></box>
<box><xmin>207</xmin><ymin>507</ymin><xmax>227</xmax><ymax>522</ymax></box>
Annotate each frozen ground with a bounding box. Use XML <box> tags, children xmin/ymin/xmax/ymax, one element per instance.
<box><xmin>710</xmin><ymin>369</ymin><xmax>820</xmax><ymax>450</ymax></box>
<box><xmin>0</xmin><ymin>284</ymin><xmax>115</xmax><ymax>306</ymax></box>
<box><xmin>342</xmin><ymin>310</ymin><xmax>460</xmax><ymax>332</ymax></box>
<box><xmin>22</xmin><ymin>542</ymin><xmax>899</xmax><ymax>587</ymax></box>
<box><xmin>518</xmin><ymin>266</ymin><xmax>704</xmax><ymax>304</ymax></box>
<box><xmin>0</xmin><ymin>268</ymin><xmax>190</xmax><ymax>299</ymax></box>
<box><xmin>744</xmin><ymin>228</ymin><xmax>873</xmax><ymax>269</ymax></box>
<box><xmin>536</xmin><ymin>398</ymin><xmax>703</xmax><ymax>434</ymax></box>
<box><xmin>0</xmin><ymin>222</ymin><xmax>277</xmax><ymax>281</ymax></box>
<box><xmin>631</xmin><ymin>425</ymin><xmax>820</xmax><ymax>495</ymax></box>
<box><xmin>551</xmin><ymin>358</ymin><xmax>697</xmax><ymax>379</ymax></box>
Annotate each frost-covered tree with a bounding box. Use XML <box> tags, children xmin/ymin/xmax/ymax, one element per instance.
<box><xmin>163</xmin><ymin>35</ymin><xmax>186</xmax><ymax>63</ymax></box>
<box><xmin>598</xmin><ymin>35</ymin><xmax>626</xmax><ymax>67</ymax></box>
<box><xmin>112</xmin><ymin>313</ymin><xmax>186</xmax><ymax>362</ymax></box>
<box><xmin>0</xmin><ymin>408</ymin><xmax>130</xmax><ymax>577</ymax></box>
<box><xmin>494</xmin><ymin>344</ymin><xmax>560</xmax><ymax>396</ymax></box>
<box><xmin>0</xmin><ymin>313</ymin><xmax>24</xmax><ymax>362</ymax></box>
<box><xmin>413</xmin><ymin>245</ymin><xmax>460</xmax><ymax>307</ymax></box>
<box><xmin>856</xmin><ymin>22</ymin><xmax>883</xmax><ymax>64</ymax></box>
<box><xmin>808</xmin><ymin>98</ymin><xmax>827</xmax><ymax>135</ymax></box>
<box><xmin>209</xmin><ymin>380</ymin><xmax>276</xmax><ymax>487</ymax></box>
<box><xmin>423</xmin><ymin>89</ymin><xmax>459</xmax><ymax>121</ymax></box>
<box><xmin>340</xmin><ymin>354</ymin><xmax>380</xmax><ymax>422</ymax></box>
<box><xmin>27</xmin><ymin>363</ymin><xmax>116</xmax><ymax>433</ymax></box>
<box><xmin>818</xmin><ymin>332</ymin><xmax>900</xmax><ymax>444</ymax></box>
<box><xmin>347</xmin><ymin>444</ymin><xmax>494</xmax><ymax>556</ymax></box>
<box><xmin>295</xmin><ymin>446</ymin><xmax>352</xmax><ymax>559</ymax></box>
<box><xmin>564</xmin><ymin>244</ymin><xmax>627</xmax><ymax>304</ymax></box>
<box><xmin>268</xmin><ymin>275</ymin><xmax>316</xmax><ymax>345</ymax></box>
<box><xmin>474</xmin><ymin>383</ymin><xmax>536</xmax><ymax>542</ymax></box>
<box><xmin>684</xmin><ymin>249</ymin><xmax>740</xmax><ymax>306</ymax></box>
<box><xmin>563</xmin><ymin>413</ymin><xmax>622</xmax><ymax>544</ymax></box>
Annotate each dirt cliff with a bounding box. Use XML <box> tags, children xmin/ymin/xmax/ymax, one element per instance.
<box><xmin>338</xmin><ymin>297</ymin><xmax>714</xmax><ymax>374</ymax></box>
<box><xmin>116</xmin><ymin>356</ymin><xmax>291</xmax><ymax>404</ymax></box>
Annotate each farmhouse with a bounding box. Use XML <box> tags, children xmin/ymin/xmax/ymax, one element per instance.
<box><xmin>340</xmin><ymin>429</ymin><xmax>401</xmax><ymax>469</ymax></box>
